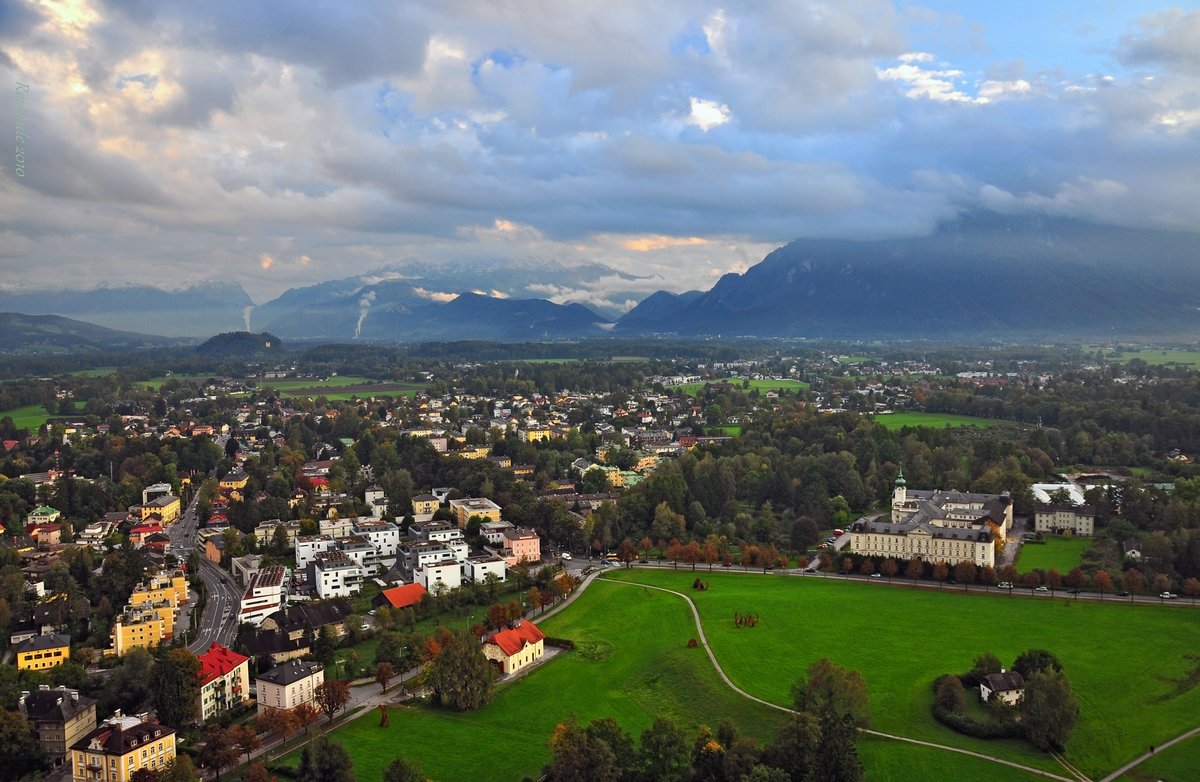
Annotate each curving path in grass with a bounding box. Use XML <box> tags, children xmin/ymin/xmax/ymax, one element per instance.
<box><xmin>603</xmin><ymin>576</ymin><xmax>1076</xmax><ymax>782</ymax></box>
<box><xmin>1096</xmin><ymin>724</ymin><xmax>1200</xmax><ymax>782</ymax></box>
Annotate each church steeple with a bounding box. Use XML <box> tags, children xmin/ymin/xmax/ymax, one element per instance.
<box><xmin>893</xmin><ymin>467</ymin><xmax>907</xmax><ymax>506</ymax></box>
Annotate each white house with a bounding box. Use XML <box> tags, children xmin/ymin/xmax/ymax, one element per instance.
<box><xmin>979</xmin><ymin>671</ymin><xmax>1025</xmax><ymax>706</ymax></box>
<box><xmin>256</xmin><ymin>660</ymin><xmax>324</xmax><ymax>715</ymax></box>
<box><xmin>413</xmin><ymin>560</ymin><xmax>461</xmax><ymax>593</ymax></box>
<box><xmin>462</xmin><ymin>555</ymin><xmax>507</xmax><ymax>584</ymax></box>
<box><xmin>295</xmin><ymin>535</ymin><xmax>336</xmax><ymax>569</ymax></box>
<box><xmin>239</xmin><ymin>565</ymin><xmax>290</xmax><ymax>626</ymax></box>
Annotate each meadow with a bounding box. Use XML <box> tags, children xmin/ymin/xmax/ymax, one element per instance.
<box><xmin>1116</xmin><ymin>733</ymin><xmax>1200</xmax><ymax>782</ymax></box>
<box><xmin>1102</xmin><ymin>349</ymin><xmax>1200</xmax><ymax>368</ymax></box>
<box><xmin>1016</xmin><ymin>536</ymin><xmax>1092</xmax><ymax>574</ymax></box>
<box><xmin>874</xmin><ymin>411</ymin><xmax>1004</xmax><ymax>430</ymax></box>
<box><xmin>280</xmin><ymin>580</ymin><xmax>786</xmax><ymax>780</ymax></box>
<box><xmin>604</xmin><ymin>568</ymin><xmax>1200</xmax><ymax>779</ymax></box>
<box><xmin>678</xmin><ymin>378</ymin><xmax>810</xmax><ymax>396</ymax></box>
<box><xmin>0</xmin><ymin>404</ymin><xmax>52</xmax><ymax>430</ymax></box>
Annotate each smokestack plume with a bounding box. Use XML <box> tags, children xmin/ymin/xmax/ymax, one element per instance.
<box><xmin>354</xmin><ymin>291</ymin><xmax>376</xmax><ymax>339</ymax></box>
<box><xmin>242</xmin><ymin>306</ymin><xmax>254</xmax><ymax>332</ymax></box>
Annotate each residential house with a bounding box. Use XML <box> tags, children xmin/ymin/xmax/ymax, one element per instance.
<box><xmin>69</xmin><ymin>715</ymin><xmax>176</xmax><ymax>782</ymax></box>
<box><xmin>373</xmin><ymin>583</ymin><xmax>427</xmax><ymax>611</ymax></box>
<box><xmin>25</xmin><ymin>505</ymin><xmax>62</xmax><ymax>526</ymax></box>
<box><xmin>979</xmin><ymin>671</ymin><xmax>1025</xmax><ymax>706</ymax></box>
<box><xmin>19</xmin><ymin>685</ymin><xmax>97</xmax><ymax>767</ymax></box>
<box><xmin>108</xmin><ymin>604</ymin><xmax>171</xmax><ymax>657</ymax></box>
<box><xmin>480</xmin><ymin>520</ymin><xmax>515</xmax><ymax>546</ymax></box>
<box><xmin>413</xmin><ymin>560</ymin><xmax>461</xmax><ymax>593</ymax></box>
<box><xmin>15</xmin><ymin>634</ymin><xmax>71</xmax><ymax>671</ymax></box>
<box><xmin>253</xmin><ymin>519</ymin><xmax>302</xmax><ymax>548</ymax></box>
<box><xmin>196</xmin><ymin>643</ymin><xmax>250</xmax><ymax>722</ymax></box>
<box><xmin>239</xmin><ymin>565</ymin><xmax>290</xmax><ymax>626</ymax></box>
<box><xmin>501</xmin><ymin>528</ymin><xmax>541</xmax><ymax>566</ymax></box>
<box><xmin>411</xmin><ymin>493</ymin><xmax>439</xmax><ymax>520</ymax></box>
<box><xmin>1033</xmin><ymin>504</ymin><xmax>1095</xmax><ymax>536</ymax></box>
<box><xmin>482</xmin><ymin>620</ymin><xmax>545</xmax><ymax>675</ymax></box>
<box><xmin>230</xmin><ymin>553</ymin><xmax>264</xmax><ymax>587</ymax></box>
<box><xmin>309</xmin><ymin>551</ymin><xmax>364</xmax><ymax>598</ymax></box>
<box><xmin>255</xmin><ymin>660</ymin><xmax>324</xmax><ymax>715</ymax></box>
<box><xmin>448</xmin><ymin>497</ymin><xmax>502</xmax><ymax>527</ymax></box>
<box><xmin>463</xmin><ymin>554</ymin><xmax>507</xmax><ymax>584</ymax></box>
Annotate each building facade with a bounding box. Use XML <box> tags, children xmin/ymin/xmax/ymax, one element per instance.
<box><xmin>15</xmin><ymin>634</ymin><xmax>71</xmax><ymax>671</ymax></box>
<box><xmin>1033</xmin><ymin>504</ymin><xmax>1095</xmax><ymax>536</ymax></box>
<box><xmin>197</xmin><ymin>643</ymin><xmax>251</xmax><ymax>722</ymax></box>
<box><xmin>19</xmin><ymin>686</ymin><xmax>97</xmax><ymax>766</ymax></box>
<box><xmin>69</xmin><ymin>716</ymin><xmax>176</xmax><ymax>782</ymax></box>
<box><xmin>482</xmin><ymin>621</ymin><xmax>545</xmax><ymax>675</ymax></box>
<box><xmin>255</xmin><ymin>660</ymin><xmax>324</xmax><ymax>715</ymax></box>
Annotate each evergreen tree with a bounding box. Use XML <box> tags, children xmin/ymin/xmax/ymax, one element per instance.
<box><xmin>298</xmin><ymin>738</ymin><xmax>354</xmax><ymax>782</ymax></box>
<box><xmin>151</xmin><ymin>648</ymin><xmax>201</xmax><ymax>728</ymax></box>
<box><xmin>425</xmin><ymin>629</ymin><xmax>496</xmax><ymax>711</ymax></box>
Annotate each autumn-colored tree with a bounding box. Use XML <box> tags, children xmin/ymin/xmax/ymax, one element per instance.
<box><xmin>880</xmin><ymin>559</ymin><xmax>899</xmax><ymax>580</ymax></box>
<box><xmin>1021</xmin><ymin>570</ymin><xmax>1042</xmax><ymax>589</ymax></box>
<box><xmin>640</xmin><ymin>536</ymin><xmax>654</xmax><ymax>558</ymax></box>
<box><xmin>1065</xmin><ymin>568</ymin><xmax>1087</xmax><ymax>589</ymax></box>
<box><xmin>242</xmin><ymin>763</ymin><xmax>270</xmax><ymax>782</ymax></box>
<box><xmin>905</xmin><ymin>557</ymin><xmax>924</xmax><ymax>581</ymax></box>
<box><xmin>1046</xmin><ymin>569</ymin><xmax>1063</xmax><ymax>590</ymax></box>
<box><xmin>486</xmin><ymin>602</ymin><xmax>508</xmax><ymax>630</ymax></box>
<box><xmin>978</xmin><ymin>564</ymin><xmax>997</xmax><ymax>585</ymax></box>
<box><xmin>376</xmin><ymin>661</ymin><xmax>395</xmax><ymax>692</ymax></box>
<box><xmin>293</xmin><ymin>702</ymin><xmax>319</xmax><ymax>735</ymax></box>
<box><xmin>841</xmin><ymin>557</ymin><xmax>854</xmax><ymax>575</ymax></box>
<box><xmin>229</xmin><ymin>724</ymin><xmax>259</xmax><ymax>764</ymax></box>
<box><xmin>198</xmin><ymin>725</ymin><xmax>240</xmax><ymax>781</ymax></box>
<box><xmin>683</xmin><ymin>541</ymin><xmax>702</xmax><ymax>570</ymax></box>
<box><xmin>932</xmin><ymin>561</ymin><xmax>949</xmax><ymax>585</ymax></box>
<box><xmin>1093</xmin><ymin>569</ymin><xmax>1113</xmax><ymax>598</ymax></box>
<box><xmin>998</xmin><ymin>564</ymin><xmax>1017</xmax><ymax>584</ymax></box>
<box><xmin>666</xmin><ymin>539</ymin><xmax>682</xmax><ymax>568</ymax></box>
<box><xmin>1153</xmin><ymin>573</ymin><xmax>1172</xmax><ymax>594</ymax></box>
<box><xmin>616</xmin><ymin>537</ymin><xmax>638</xmax><ymax>566</ymax></box>
<box><xmin>314</xmin><ymin>679</ymin><xmax>351</xmax><ymax>723</ymax></box>
<box><xmin>986</xmin><ymin>521</ymin><xmax>1006</xmax><ymax>555</ymax></box>
<box><xmin>256</xmin><ymin>707</ymin><xmax>297</xmax><ymax>742</ymax></box>
<box><xmin>1122</xmin><ymin>568</ymin><xmax>1146</xmax><ymax>594</ymax></box>
<box><xmin>525</xmin><ymin>587</ymin><xmax>544</xmax><ymax>615</ymax></box>
<box><xmin>858</xmin><ymin>559</ymin><xmax>875</xmax><ymax>576</ymax></box>
<box><xmin>1183</xmin><ymin>577</ymin><xmax>1200</xmax><ymax>603</ymax></box>
<box><xmin>954</xmin><ymin>560</ymin><xmax>977</xmax><ymax>585</ymax></box>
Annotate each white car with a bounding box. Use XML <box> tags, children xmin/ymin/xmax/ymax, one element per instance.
<box><xmin>1160</xmin><ymin>592</ymin><xmax>1178</xmax><ymax>600</ymax></box>
<box><xmin>560</xmin><ymin>552</ymin><xmax>572</xmax><ymax>561</ymax></box>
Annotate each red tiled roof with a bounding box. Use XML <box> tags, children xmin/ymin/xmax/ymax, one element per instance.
<box><xmin>197</xmin><ymin>642</ymin><xmax>249</xmax><ymax>685</ymax></box>
<box><xmin>379</xmin><ymin>583</ymin><xmax>426</xmax><ymax>609</ymax></box>
<box><xmin>486</xmin><ymin>621</ymin><xmax>544</xmax><ymax>657</ymax></box>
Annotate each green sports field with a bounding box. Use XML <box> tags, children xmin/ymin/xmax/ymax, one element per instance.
<box><xmin>874</xmin><ymin>411</ymin><xmax>1004</xmax><ymax>430</ymax></box>
<box><xmin>604</xmin><ymin>569</ymin><xmax>1200</xmax><ymax>779</ymax></box>
<box><xmin>1016</xmin><ymin>537</ymin><xmax>1092</xmax><ymax>573</ymax></box>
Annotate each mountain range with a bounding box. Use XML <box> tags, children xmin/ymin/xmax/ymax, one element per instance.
<box><xmin>0</xmin><ymin>312</ymin><xmax>188</xmax><ymax>354</ymax></box>
<box><xmin>3</xmin><ymin>213</ymin><xmax>1198</xmax><ymax>345</ymax></box>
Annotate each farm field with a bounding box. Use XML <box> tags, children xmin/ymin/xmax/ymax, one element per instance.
<box><xmin>1116</xmin><ymin>733</ymin><xmax>1200</xmax><ymax>782</ymax></box>
<box><xmin>874</xmin><ymin>411</ymin><xmax>1004</xmax><ymax>430</ymax></box>
<box><xmin>0</xmin><ymin>404</ymin><xmax>51</xmax><ymax>430</ymax></box>
<box><xmin>678</xmin><ymin>378</ymin><xmax>810</xmax><ymax>396</ymax></box>
<box><xmin>259</xmin><ymin>375</ymin><xmax>378</xmax><ymax>390</ymax></box>
<box><xmin>1102</xmin><ymin>348</ymin><xmax>1200</xmax><ymax>368</ymax></box>
<box><xmin>134</xmin><ymin>374</ymin><xmax>219</xmax><ymax>390</ymax></box>
<box><xmin>280</xmin><ymin>579</ymin><xmax>785</xmax><ymax>781</ymax></box>
<box><xmin>603</xmin><ymin>568</ymin><xmax>1200</xmax><ymax>779</ymax></box>
<box><xmin>1016</xmin><ymin>536</ymin><xmax>1092</xmax><ymax>573</ymax></box>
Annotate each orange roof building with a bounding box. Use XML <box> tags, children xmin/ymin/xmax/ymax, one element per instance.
<box><xmin>482</xmin><ymin>620</ymin><xmax>545</xmax><ymax>675</ymax></box>
<box><xmin>375</xmin><ymin>583</ymin><xmax>427</xmax><ymax>610</ymax></box>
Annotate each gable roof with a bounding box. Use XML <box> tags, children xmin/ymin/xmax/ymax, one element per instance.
<box><xmin>197</xmin><ymin>642</ymin><xmax>249</xmax><ymax>685</ymax></box>
<box><xmin>982</xmin><ymin>671</ymin><xmax>1025</xmax><ymax>693</ymax></box>
<box><xmin>20</xmin><ymin>687</ymin><xmax>96</xmax><ymax>723</ymax></box>
<box><xmin>377</xmin><ymin>583</ymin><xmax>427</xmax><ymax>609</ymax></box>
<box><xmin>485</xmin><ymin>621</ymin><xmax>544</xmax><ymax>657</ymax></box>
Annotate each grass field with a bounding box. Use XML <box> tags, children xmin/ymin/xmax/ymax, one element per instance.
<box><xmin>259</xmin><ymin>375</ymin><xmax>378</xmax><ymax>390</ymax></box>
<box><xmin>68</xmin><ymin>367</ymin><xmax>117</xmax><ymax>377</ymax></box>
<box><xmin>1103</xmin><ymin>349</ymin><xmax>1200</xmax><ymax>368</ymax></box>
<box><xmin>135</xmin><ymin>374</ymin><xmax>218</xmax><ymax>390</ymax></box>
<box><xmin>874</xmin><ymin>411</ymin><xmax>1004</xmax><ymax>430</ymax></box>
<box><xmin>1116</xmin><ymin>733</ymin><xmax>1200</xmax><ymax>781</ymax></box>
<box><xmin>0</xmin><ymin>404</ymin><xmax>51</xmax><ymax>429</ymax></box>
<box><xmin>679</xmin><ymin>378</ymin><xmax>810</xmax><ymax>396</ymax></box>
<box><xmin>709</xmin><ymin>425</ymin><xmax>743</xmax><ymax>436</ymax></box>
<box><xmin>282</xmin><ymin>580</ymin><xmax>786</xmax><ymax>781</ymax></box>
<box><xmin>1016</xmin><ymin>537</ymin><xmax>1092</xmax><ymax>573</ymax></box>
<box><xmin>604</xmin><ymin>569</ymin><xmax>1200</xmax><ymax>779</ymax></box>
<box><xmin>286</xmin><ymin>388</ymin><xmax>423</xmax><ymax>401</ymax></box>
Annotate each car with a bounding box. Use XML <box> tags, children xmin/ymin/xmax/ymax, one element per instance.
<box><xmin>1067</xmin><ymin>588</ymin><xmax>1080</xmax><ymax>595</ymax></box>
<box><xmin>869</xmin><ymin>573</ymin><xmax>882</xmax><ymax>578</ymax></box>
<box><xmin>1160</xmin><ymin>592</ymin><xmax>1178</xmax><ymax>599</ymax></box>
<box><xmin>1034</xmin><ymin>586</ymin><xmax>1049</xmax><ymax>592</ymax></box>
<box><xmin>1118</xmin><ymin>591</ymin><xmax>1131</xmax><ymax>597</ymax></box>
<box><xmin>368</xmin><ymin>609</ymin><xmax>376</xmax><ymax>615</ymax></box>
<box><xmin>997</xmin><ymin>581</ymin><xmax>1013</xmax><ymax>589</ymax></box>
<box><xmin>560</xmin><ymin>552</ymin><xmax>572</xmax><ymax>561</ymax></box>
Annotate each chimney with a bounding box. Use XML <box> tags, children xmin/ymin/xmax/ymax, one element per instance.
<box><xmin>71</xmin><ymin>690</ymin><xmax>79</xmax><ymax>702</ymax></box>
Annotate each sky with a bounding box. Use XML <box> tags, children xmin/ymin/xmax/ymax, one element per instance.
<box><xmin>1</xmin><ymin>0</ymin><xmax>1198</xmax><ymax>310</ymax></box>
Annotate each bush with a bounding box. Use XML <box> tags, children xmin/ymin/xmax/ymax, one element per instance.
<box><xmin>931</xmin><ymin>703</ymin><xmax>1023</xmax><ymax>740</ymax></box>
<box><xmin>543</xmin><ymin>636</ymin><xmax>576</xmax><ymax>650</ymax></box>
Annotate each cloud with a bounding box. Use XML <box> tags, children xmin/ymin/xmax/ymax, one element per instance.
<box><xmin>622</xmin><ymin>235</ymin><xmax>710</xmax><ymax>252</ymax></box>
<box><xmin>411</xmin><ymin>287</ymin><xmax>457</xmax><ymax>303</ymax></box>
<box><xmin>685</xmin><ymin>97</ymin><xmax>731</xmax><ymax>130</ymax></box>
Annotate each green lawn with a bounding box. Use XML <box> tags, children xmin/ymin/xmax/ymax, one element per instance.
<box><xmin>68</xmin><ymin>367</ymin><xmax>117</xmax><ymax>377</ymax></box>
<box><xmin>259</xmin><ymin>375</ymin><xmax>378</xmax><ymax>390</ymax></box>
<box><xmin>857</xmin><ymin>735</ymin><xmax>1046</xmax><ymax>782</ymax></box>
<box><xmin>1116</xmin><ymin>733</ymin><xmax>1200</xmax><ymax>782</ymax></box>
<box><xmin>1103</xmin><ymin>349</ymin><xmax>1200</xmax><ymax>368</ymax></box>
<box><xmin>709</xmin><ymin>425</ymin><xmax>742</xmax><ymax>436</ymax></box>
<box><xmin>286</xmin><ymin>389</ymin><xmax>422</xmax><ymax>401</ymax></box>
<box><xmin>874</xmin><ymin>411</ymin><xmax>1004</xmax><ymax>430</ymax></box>
<box><xmin>135</xmin><ymin>374</ymin><xmax>217</xmax><ymax>390</ymax></box>
<box><xmin>1016</xmin><ymin>537</ymin><xmax>1092</xmax><ymax>574</ymax></box>
<box><xmin>603</xmin><ymin>568</ymin><xmax>1200</xmax><ymax>779</ymax></box>
<box><xmin>0</xmin><ymin>404</ymin><xmax>51</xmax><ymax>430</ymax></box>
<box><xmin>678</xmin><ymin>379</ymin><xmax>810</xmax><ymax>397</ymax></box>
<box><xmin>279</xmin><ymin>580</ymin><xmax>785</xmax><ymax>781</ymax></box>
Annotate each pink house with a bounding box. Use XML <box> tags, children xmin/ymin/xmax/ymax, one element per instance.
<box><xmin>502</xmin><ymin>528</ymin><xmax>540</xmax><ymax>566</ymax></box>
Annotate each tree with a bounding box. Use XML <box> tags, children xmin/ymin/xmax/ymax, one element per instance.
<box><xmin>198</xmin><ymin>725</ymin><xmax>240</xmax><ymax>781</ymax></box>
<box><xmin>792</xmin><ymin>658</ymin><xmax>868</xmax><ymax>782</ymax></box>
<box><xmin>546</xmin><ymin>718</ymin><xmax>620</xmax><ymax>782</ymax></box>
<box><xmin>616</xmin><ymin>537</ymin><xmax>638</xmax><ymax>566</ymax></box>
<box><xmin>1065</xmin><ymin>567</ymin><xmax>1087</xmax><ymax>589</ymax></box>
<box><xmin>935</xmin><ymin>676</ymin><xmax>966</xmax><ymax>712</ymax></box>
<box><xmin>905</xmin><ymin>557</ymin><xmax>924</xmax><ymax>582</ymax></box>
<box><xmin>298</xmin><ymin>737</ymin><xmax>354</xmax><ymax>782</ymax></box>
<box><xmin>1093</xmin><ymin>569</ymin><xmax>1113</xmax><ymax>598</ymax></box>
<box><xmin>151</xmin><ymin>647</ymin><xmax>201</xmax><ymax>728</ymax></box>
<box><xmin>763</xmin><ymin>711</ymin><xmax>820</xmax><ymax>782</ymax></box>
<box><xmin>382</xmin><ymin>757</ymin><xmax>428</xmax><ymax>782</ymax></box>
<box><xmin>637</xmin><ymin>716</ymin><xmax>690</xmax><ymax>782</ymax></box>
<box><xmin>229</xmin><ymin>723</ymin><xmax>259</xmax><ymax>763</ymax></box>
<box><xmin>242</xmin><ymin>763</ymin><xmax>270</xmax><ymax>782</ymax></box>
<box><xmin>293</xmin><ymin>702</ymin><xmax>319</xmax><ymax>735</ymax></box>
<box><xmin>954</xmin><ymin>560</ymin><xmax>977</xmax><ymax>585</ymax></box>
<box><xmin>880</xmin><ymin>559</ymin><xmax>899</xmax><ymax>581</ymax></box>
<box><xmin>256</xmin><ymin>707</ymin><xmax>297</xmax><ymax>742</ymax></box>
<box><xmin>1183</xmin><ymin>577</ymin><xmax>1200</xmax><ymax>604</ymax></box>
<box><xmin>0</xmin><ymin>708</ymin><xmax>48</xmax><ymax>780</ymax></box>
<box><xmin>1021</xmin><ymin>668</ymin><xmax>1079</xmax><ymax>751</ymax></box>
<box><xmin>376</xmin><ymin>661</ymin><xmax>396</xmax><ymax>692</ymax></box>
<box><xmin>970</xmin><ymin>652</ymin><xmax>1003</xmax><ymax>682</ymax></box>
<box><xmin>425</xmin><ymin>629</ymin><xmax>496</xmax><ymax>711</ymax></box>
<box><xmin>160</xmin><ymin>755</ymin><xmax>200</xmax><ymax>782</ymax></box>
<box><xmin>1122</xmin><ymin>568</ymin><xmax>1146</xmax><ymax>595</ymax></box>
<box><xmin>1012</xmin><ymin>649</ymin><xmax>1063</xmax><ymax>679</ymax></box>
<box><xmin>1153</xmin><ymin>572</ymin><xmax>1172</xmax><ymax>594</ymax></box>
<box><xmin>932</xmin><ymin>561</ymin><xmax>949</xmax><ymax>585</ymax></box>
<box><xmin>314</xmin><ymin>679</ymin><xmax>351</xmax><ymax>723</ymax></box>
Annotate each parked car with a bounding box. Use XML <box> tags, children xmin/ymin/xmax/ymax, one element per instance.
<box><xmin>1067</xmin><ymin>588</ymin><xmax>1080</xmax><ymax>595</ymax></box>
<box><xmin>1160</xmin><ymin>592</ymin><xmax>1178</xmax><ymax>599</ymax></box>
<box><xmin>1118</xmin><ymin>591</ymin><xmax>1131</xmax><ymax>597</ymax></box>
<box><xmin>869</xmin><ymin>573</ymin><xmax>882</xmax><ymax>578</ymax></box>
<box><xmin>560</xmin><ymin>552</ymin><xmax>572</xmax><ymax>561</ymax></box>
<box><xmin>1034</xmin><ymin>586</ymin><xmax>1049</xmax><ymax>592</ymax></box>
<box><xmin>997</xmin><ymin>581</ymin><xmax>1013</xmax><ymax>589</ymax></box>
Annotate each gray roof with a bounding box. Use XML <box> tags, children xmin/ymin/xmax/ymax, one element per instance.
<box><xmin>20</xmin><ymin>687</ymin><xmax>96</xmax><ymax>723</ymax></box>
<box><xmin>257</xmin><ymin>659</ymin><xmax>324</xmax><ymax>686</ymax></box>
<box><xmin>983</xmin><ymin>672</ymin><xmax>1025</xmax><ymax>692</ymax></box>
<box><xmin>16</xmin><ymin>634</ymin><xmax>71</xmax><ymax>653</ymax></box>
<box><xmin>851</xmin><ymin>517</ymin><xmax>992</xmax><ymax>543</ymax></box>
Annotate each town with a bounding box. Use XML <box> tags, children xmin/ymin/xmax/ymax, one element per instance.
<box><xmin>0</xmin><ymin>342</ymin><xmax>1198</xmax><ymax>781</ymax></box>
